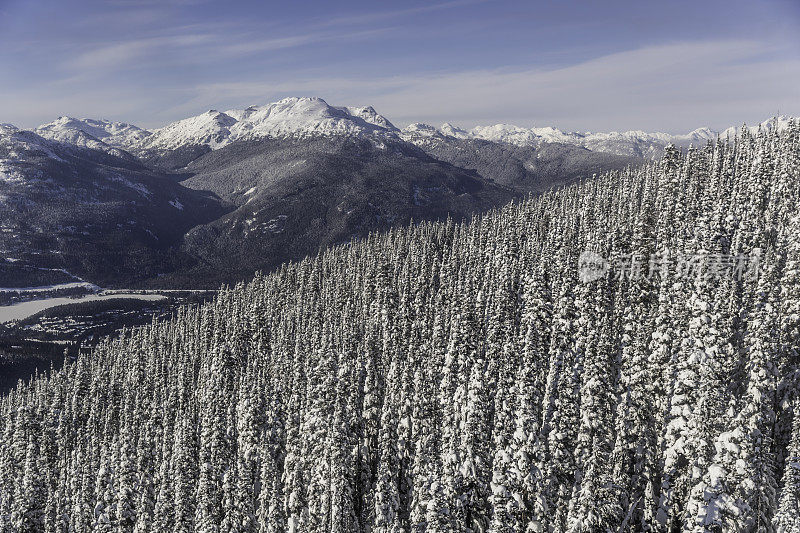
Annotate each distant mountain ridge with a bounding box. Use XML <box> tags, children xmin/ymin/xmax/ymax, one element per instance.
<box><xmin>31</xmin><ymin>97</ymin><xmax>400</xmax><ymax>155</ymax></box>
<box><xmin>2</xmin><ymin>97</ymin><xmax>792</xmax><ymax>287</ymax></box>
<box><xmin>35</xmin><ymin>116</ymin><xmax>152</xmax><ymax>148</ymax></box>
<box><xmin>17</xmin><ymin>97</ymin><xmax>794</xmax><ymax>160</ymax></box>
<box><xmin>402</xmin><ymin>116</ymin><xmax>795</xmax><ymax>159</ymax></box>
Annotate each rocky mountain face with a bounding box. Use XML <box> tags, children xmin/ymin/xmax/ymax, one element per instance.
<box><xmin>6</xmin><ymin>97</ymin><xmax>781</xmax><ymax>287</ymax></box>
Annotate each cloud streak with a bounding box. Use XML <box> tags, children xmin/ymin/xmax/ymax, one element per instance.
<box><xmin>62</xmin><ymin>23</ymin><xmax>394</xmax><ymax>74</ymax></box>
<box><xmin>176</xmin><ymin>39</ymin><xmax>800</xmax><ymax>133</ymax></box>
<box><xmin>369</xmin><ymin>40</ymin><xmax>800</xmax><ymax>131</ymax></box>
<box><xmin>67</xmin><ymin>33</ymin><xmax>218</xmax><ymax>70</ymax></box>
<box><xmin>316</xmin><ymin>0</ymin><xmax>489</xmax><ymax>28</ymax></box>
<box><xmin>59</xmin><ymin>0</ymin><xmax>479</xmax><ymax>75</ymax></box>
<box><xmin>5</xmin><ymin>39</ymin><xmax>799</xmax><ymax>133</ymax></box>
<box><xmin>0</xmin><ymin>0</ymin><xmax>797</xmax><ymax>133</ymax></box>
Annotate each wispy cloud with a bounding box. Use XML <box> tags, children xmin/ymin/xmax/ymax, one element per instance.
<box><xmin>67</xmin><ymin>33</ymin><xmax>218</xmax><ymax>70</ymax></box>
<box><xmin>55</xmin><ymin>0</ymin><xmax>483</xmax><ymax>76</ymax></box>
<box><xmin>62</xmin><ymin>21</ymin><xmax>393</xmax><ymax>74</ymax></box>
<box><xmin>1</xmin><ymin>0</ymin><xmax>797</xmax><ymax>133</ymax></box>
<box><xmin>316</xmin><ymin>0</ymin><xmax>488</xmax><ymax>28</ymax></box>
<box><xmin>214</xmin><ymin>27</ymin><xmax>392</xmax><ymax>57</ymax></box>
<box><xmin>177</xmin><ymin>39</ymin><xmax>800</xmax><ymax>133</ymax></box>
<box><xmin>4</xmin><ymin>39</ymin><xmax>797</xmax><ymax>132</ymax></box>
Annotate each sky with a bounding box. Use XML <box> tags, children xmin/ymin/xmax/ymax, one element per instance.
<box><xmin>0</xmin><ymin>0</ymin><xmax>798</xmax><ymax>133</ymax></box>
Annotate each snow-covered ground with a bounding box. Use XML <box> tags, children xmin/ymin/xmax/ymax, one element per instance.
<box><xmin>0</xmin><ymin>293</ymin><xmax>167</xmax><ymax>323</ymax></box>
<box><xmin>0</xmin><ymin>281</ymin><xmax>99</xmax><ymax>293</ymax></box>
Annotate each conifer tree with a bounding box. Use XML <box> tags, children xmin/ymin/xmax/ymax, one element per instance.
<box><xmin>0</xmin><ymin>122</ymin><xmax>796</xmax><ymax>533</ymax></box>
<box><xmin>774</xmin><ymin>400</ymin><xmax>800</xmax><ymax>532</ymax></box>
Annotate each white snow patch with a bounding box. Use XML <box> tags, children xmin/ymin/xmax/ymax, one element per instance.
<box><xmin>110</xmin><ymin>175</ymin><xmax>150</xmax><ymax>197</ymax></box>
<box><xmin>0</xmin><ymin>282</ymin><xmax>100</xmax><ymax>293</ymax></box>
<box><xmin>0</xmin><ymin>293</ymin><xmax>167</xmax><ymax>323</ymax></box>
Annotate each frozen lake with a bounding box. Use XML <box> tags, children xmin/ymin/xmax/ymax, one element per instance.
<box><xmin>0</xmin><ymin>293</ymin><xmax>168</xmax><ymax>323</ymax></box>
<box><xmin>0</xmin><ymin>281</ymin><xmax>100</xmax><ymax>293</ymax></box>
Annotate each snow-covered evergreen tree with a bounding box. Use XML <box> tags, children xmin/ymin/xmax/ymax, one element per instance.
<box><xmin>0</xmin><ymin>122</ymin><xmax>796</xmax><ymax>533</ymax></box>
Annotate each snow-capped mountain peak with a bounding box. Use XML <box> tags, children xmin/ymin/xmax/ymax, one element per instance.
<box><xmin>26</xmin><ymin>117</ymin><xmax>141</xmax><ymax>159</ymax></box>
<box><xmin>35</xmin><ymin>116</ymin><xmax>152</xmax><ymax>149</ymax></box>
<box><xmin>402</xmin><ymin>123</ymin><xmax>442</xmax><ymax>137</ymax></box>
<box><xmin>134</xmin><ymin>97</ymin><xmax>399</xmax><ymax>152</ymax></box>
<box><xmin>21</xmin><ymin>100</ymin><xmax>797</xmax><ymax>160</ymax></box>
<box><xmin>401</xmin><ymin>118</ymin><xmax>790</xmax><ymax>159</ymax></box>
<box><xmin>344</xmin><ymin>105</ymin><xmax>397</xmax><ymax>130</ymax></box>
<box><xmin>224</xmin><ymin>105</ymin><xmax>261</xmax><ymax>122</ymax></box>
<box><xmin>0</xmin><ymin>124</ymin><xmax>19</xmax><ymax>137</ymax></box>
<box><xmin>469</xmin><ymin>123</ymin><xmax>544</xmax><ymax>146</ymax></box>
<box><xmin>226</xmin><ymin>96</ymin><xmax>397</xmax><ymax>143</ymax></box>
<box><xmin>720</xmin><ymin>115</ymin><xmax>794</xmax><ymax>139</ymax></box>
<box><xmin>137</xmin><ymin>110</ymin><xmax>237</xmax><ymax>151</ymax></box>
<box><xmin>440</xmin><ymin>123</ymin><xmax>471</xmax><ymax>139</ymax></box>
<box><xmin>686</xmin><ymin>126</ymin><xmax>716</xmax><ymax>139</ymax></box>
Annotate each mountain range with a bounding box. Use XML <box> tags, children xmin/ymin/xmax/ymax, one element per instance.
<box><xmin>24</xmin><ymin>96</ymin><xmax>792</xmax><ymax>159</ymax></box>
<box><xmin>2</xmin><ymin>97</ymin><xmax>791</xmax><ymax>287</ymax></box>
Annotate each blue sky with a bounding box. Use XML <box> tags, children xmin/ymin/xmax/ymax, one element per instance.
<box><xmin>0</xmin><ymin>0</ymin><xmax>798</xmax><ymax>132</ymax></box>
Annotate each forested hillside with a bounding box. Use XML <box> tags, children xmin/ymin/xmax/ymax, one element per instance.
<box><xmin>1</xmin><ymin>122</ymin><xmax>799</xmax><ymax>532</ymax></box>
<box><xmin>2</xmin><ymin>109</ymin><xmax>637</xmax><ymax>289</ymax></box>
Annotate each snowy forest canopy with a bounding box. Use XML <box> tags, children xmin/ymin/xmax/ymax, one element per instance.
<box><xmin>1</xmin><ymin>122</ymin><xmax>800</xmax><ymax>532</ymax></box>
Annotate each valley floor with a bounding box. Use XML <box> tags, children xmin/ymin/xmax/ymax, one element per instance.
<box><xmin>0</xmin><ymin>292</ymin><xmax>167</xmax><ymax>323</ymax></box>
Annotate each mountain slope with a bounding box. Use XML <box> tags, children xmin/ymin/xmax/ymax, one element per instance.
<box><xmin>160</xmin><ymin>136</ymin><xmax>514</xmax><ymax>285</ymax></box>
<box><xmin>2</xmin><ymin>123</ymin><xmax>798</xmax><ymax>532</ymax></box>
<box><xmin>401</xmin><ymin>123</ymin><xmax>639</xmax><ymax>192</ymax></box>
<box><xmin>0</xmin><ymin>127</ymin><xmax>228</xmax><ymax>286</ymax></box>
<box><xmin>9</xmin><ymin>98</ymin><xmax>793</xmax><ymax>288</ymax></box>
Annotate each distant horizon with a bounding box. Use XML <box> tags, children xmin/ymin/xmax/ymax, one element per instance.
<box><xmin>1</xmin><ymin>0</ymin><xmax>798</xmax><ymax>133</ymax></box>
<box><xmin>5</xmin><ymin>94</ymin><xmax>797</xmax><ymax>137</ymax></box>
